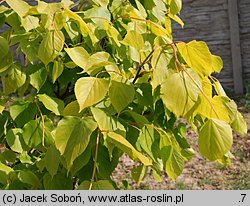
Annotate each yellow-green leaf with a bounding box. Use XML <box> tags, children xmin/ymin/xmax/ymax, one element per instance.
<box><xmin>176</xmin><ymin>40</ymin><xmax>213</xmax><ymax>76</ymax></box>
<box><xmin>54</xmin><ymin>117</ymin><xmax>97</xmax><ymax>169</ymax></box>
<box><xmin>21</xmin><ymin>15</ymin><xmax>39</xmax><ymax>32</ymax></box>
<box><xmin>6</xmin><ymin>0</ymin><xmax>30</xmax><ymax>17</ymax></box>
<box><xmin>231</xmin><ymin>111</ymin><xmax>247</xmax><ymax>135</ymax></box>
<box><xmin>108</xmin><ymin>132</ymin><xmax>151</xmax><ymax>166</ymax></box>
<box><xmin>122</xmin><ymin>30</ymin><xmax>144</xmax><ymax>51</ymax></box>
<box><xmin>198</xmin><ymin>119</ymin><xmax>233</xmax><ymax>161</ymax></box>
<box><xmin>161</xmin><ymin>70</ymin><xmax>201</xmax><ymax>117</ymax></box>
<box><xmin>75</xmin><ymin>77</ymin><xmax>109</xmax><ymax>112</ymax></box>
<box><xmin>109</xmin><ymin>80</ymin><xmax>135</xmax><ymax>113</ymax></box>
<box><xmin>65</xmin><ymin>47</ymin><xmax>90</xmax><ymax>70</ymax></box>
<box><xmin>38</xmin><ymin>94</ymin><xmax>64</xmax><ymax>116</ymax></box>
<box><xmin>38</xmin><ymin>31</ymin><xmax>65</xmax><ymax>65</ymax></box>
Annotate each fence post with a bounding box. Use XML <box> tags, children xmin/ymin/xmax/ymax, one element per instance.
<box><xmin>228</xmin><ymin>0</ymin><xmax>244</xmax><ymax>94</ymax></box>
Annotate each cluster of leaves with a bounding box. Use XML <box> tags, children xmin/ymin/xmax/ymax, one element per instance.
<box><xmin>0</xmin><ymin>0</ymin><xmax>247</xmax><ymax>189</ymax></box>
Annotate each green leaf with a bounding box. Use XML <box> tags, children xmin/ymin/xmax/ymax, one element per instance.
<box><xmin>6</xmin><ymin>128</ymin><xmax>24</xmax><ymax>153</ymax></box>
<box><xmin>91</xmin><ymin>0</ymin><xmax>109</xmax><ymax>7</ymax></box>
<box><xmin>139</xmin><ymin>126</ymin><xmax>156</xmax><ymax>160</ymax></box>
<box><xmin>44</xmin><ymin>145</ymin><xmax>60</xmax><ymax>178</ymax></box>
<box><xmin>109</xmin><ymin>80</ymin><xmax>135</xmax><ymax>113</ymax></box>
<box><xmin>151</xmin><ymin>47</ymin><xmax>173</xmax><ymax>90</ymax></box>
<box><xmin>22</xmin><ymin>117</ymin><xmax>54</xmax><ymax>148</ymax></box>
<box><xmin>0</xmin><ymin>162</ymin><xmax>13</xmax><ymax>185</ymax></box>
<box><xmin>18</xmin><ymin>170</ymin><xmax>40</xmax><ymax>189</ymax></box>
<box><xmin>108</xmin><ymin>132</ymin><xmax>151</xmax><ymax>166</ymax></box>
<box><xmin>231</xmin><ymin>111</ymin><xmax>247</xmax><ymax>135</ymax></box>
<box><xmin>43</xmin><ymin>172</ymin><xmax>73</xmax><ymax>190</ymax></box>
<box><xmin>168</xmin><ymin>0</ymin><xmax>182</xmax><ymax>15</ymax></box>
<box><xmin>64</xmin><ymin>8</ymin><xmax>96</xmax><ymax>43</ymax></box>
<box><xmin>29</xmin><ymin>64</ymin><xmax>48</xmax><ymax>91</ymax></box>
<box><xmin>176</xmin><ymin>40</ymin><xmax>214</xmax><ymax>76</ymax></box>
<box><xmin>91</xmin><ymin>107</ymin><xmax>125</xmax><ymax>133</ymax></box>
<box><xmin>122</xmin><ymin>30</ymin><xmax>144</xmax><ymax>51</ymax></box>
<box><xmin>161</xmin><ymin>70</ymin><xmax>201</xmax><ymax>117</ymax></box>
<box><xmin>75</xmin><ymin>77</ymin><xmax>109</xmax><ymax>112</ymax></box>
<box><xmin>65</xmin><ymin>47</ymin><xmax>90</xmax><ymax>70</ymax></box>
<box><xmin>52</xmin><ymin>59</ymin><xmax>64</xmax><ymax>83</ymax></box>
<box><xmin>6</xmin><ymin>0</ymin><xmax>30</xmax><ymax>17</ymax></box>
<box><xmin>2</xmin><ymin>64</ymin><xmax>26</xmax><ymax>94</ymax></box>
<box><xmin>85</xmin><ymin>52</ymin><xmax>112</xmax><ymax>75</ymax></box>
<box><xmin>79</xmin><ymin>180</ymin><xmax>115</xmax><ymax>190</ymax></box>
<box><xmin>38</xmin><ymin>94</ymin><xmax>64</xmax><ymax>116</ymax></box>
<box><xmin>38</xmin><ymin>31</ymin><xmax>65</xmax><ymax>65</ymax></box>
<box><xmin>10</xmin><ymin>101</ymin><xmax>37</xmax><ymax>128</ymax></box>
<box><xmin>165</xmin><ymin>148</ymin><xmax>184</xmax><ymax>181</ymax></box>
<box><xmin>0</xmin><ymin>36</ymin><xmax>9</xmax><ymax>58</ymax></box>
<box><xmin>54</xmin><ymin>117</ymin><xmax>97</xmax><ymax>169</ymax></box>
<box><xmin>198</xmin><ymin>119</ymin><xmax>233</xmax><ymax>161</ymax></box>
<box><xmin>132</xmin><ymin>165</ymin><xmax>147</xmax><ymax>184</ymax></box>
<box><xmin>63</xmin><ymin>101</ymin><xmax>81</xmax><ymax>117</ymax></box>
<box><xmin>21</xmin><ymin>15</ymin><xmax>39</xmax><ymax>32</ymax></box>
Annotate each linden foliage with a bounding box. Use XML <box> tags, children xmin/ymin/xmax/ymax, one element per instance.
<box><xmin>0</xmin><ymin>0</ymin><xmax>247</xmax><ymax>189</ymax></box>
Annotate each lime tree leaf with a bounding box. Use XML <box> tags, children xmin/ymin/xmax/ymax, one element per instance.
<box><xmin>44</xmin><ymin>145</ymin><xmax>60</xmax><ymax>178</ymax></box>
<box><xmin>91</xmin><ymin>107</ymin><xmax>125</xmax><ymax>133</ymax></box>
<box><xmin>21</xmin><ymin>15</ymin><xmax>39</xmax><ymax>32</ymax></box>
<box><xmin>198</xmin><ymin>119</ymin><xmax>233</xmax><ymax>161</ymax></box>
<box><xmin>54</xmin><ymin>117</ymin><xmax>97</xmax><ymax>169</ymax></box>
<box><xmin>38</xmin><ymin>94</ymin><xmax>64</xmax><ymax>116</ymax></box>
<box><xmin>75</xmin><ymin>77</ymin><xmax>109</xmax><ymax>112</ymax></box>
<box><xmin>6</xmin><ymin>0</ymin><xmax>30</xmax><ymax>17</ymax></box>
<box><xmin>43</xmin><ymin>172</ymin><xmax>73</xmax><ymax>190</ymax></box>
<box><xmin>6</xmin><ymin>128</ymin><xmax>24</xmax><ymax>153</ymax></box>
<box><xmin>22</xmin><ymin>117</ymin><xmax>54</xmax><ymax>148</ymax></box>
<box><xmin>231</xmin><ymin>111</ymin><xmax>247</xmax><ymax>135</ymax></box>
<box><xmin>2</xmin><ymin>64</ymin><xmax>26</xmax><ymax>94</ymax></box>
<box><xmin>165</xmin><ymin>148</ymin><xmax>184</xmax><ymax>181</ymax></box>
<box><xmin>29</xmin><ymin>64</ymin><xmax>48</xmax><ymax>91</ymax></box>
<box><xmin>38</xmin><ymin>31</ymin><xmax>65</xmax><ymax>65</ymax></box>
<box><xmin>85</xmin><ymin>52</ymin><xmax>112</xmax><ymax>75</ymax></box>
<box><xmin>91</xmin><ymin>0</ymin><xmax>109</xmax><ymax>7</ymax></box>
<box><xmin>196</xmin><ymin>95</ymin><xmax>230</xmax><ymax>123</ymax></box>
<box><xmin>139</xmin><ymin>126</ymin><xmax>156</xmax><ymax>161</ymax></box>
<box><xmin>18</xmin><ymin>170</ymin><xmax>40</xmax><ymax>189</ymax></box>
<box><xmin>63</xmin><ymin>101</ymin><xmax>81</xmax><ymax>117</ymax></box>
<box><xmin>108</xmin><ymin>132</ymin><xmax>151</xmax><ymax>166</ymax></box>
<box><xmin>52</xmin><ymin>59</ymin><xmax>64</xmax><ymax>83</ymax></box>
<box><xmin>64</xmin><ymin>8</ymin><xmax>96</xmax><ymax>43</ymax></box>
<box><xmin>10</xmin><ymin>101</ymin><xmax>37</xmax><ymax>128</ymax></box>
<box><xmin>161</xmin><ymin>70</ymin><xmax>201</xmax><ymax>117</ymax></box>
<box><xmin>168</xmin><ymin>0</ymin><xmax>182</xmax><ymax>15</ymax></box>
<box><xmin>0</xmin><ymin>36</ymin><xmax>9</xmax><ymax>58</ymax></box>
<box><xmin>122</xmin><ymin>30</ymin><xmax>144</xmax><ymax>51</ymax></box>
<box><xmin>132</xmin><ymin>165</ymin><xmax>147</xmax><ymax>184</ymax></box>
<box><xmin>0</xmin><ymin>163</ymin><xmax>13</xmax><ymax>185</ymax></box>
<box><xmin>176</xmin><ymin>40</ymin><xmax>214</xmax><ymax>76</ymax></box>
<box><xmin>65</xmin><ymin>47</ymin><xmax>90</xmax><ymax>70</ymax></box>
<box><xmin>151</xmin><ymin>47</ymin><xmax>173</xmax><ymax>90</ymax></box>
<box><xmin>79</xmin><ymin>180</ymin><xmax>115</xmax><ymax>190</ymax></box>
<box><xmin>212</xmin><ymin>55</ymin><xmax>223</xmax><ymax>73</ymax></box>
<box><xmin>0</xmin><ymin>51</ymin><xmax>13</xmax><ymax>74</ymax></box>
<box><xmin>109</xmin><ymin>80</ymin><xmax>135</xmax><ymax>113</ymax></box>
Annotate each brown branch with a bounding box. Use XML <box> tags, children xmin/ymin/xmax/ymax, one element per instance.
<box><xmin>132</xmin><ymin>49</ymin><xmax>155</xmax><ymax>84</ymax></box>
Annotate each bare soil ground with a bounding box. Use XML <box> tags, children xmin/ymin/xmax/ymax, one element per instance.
<box><xmin>112</xmin><ymin>106</ymin><xmax>250</xmax><ymax>190</ymax></box>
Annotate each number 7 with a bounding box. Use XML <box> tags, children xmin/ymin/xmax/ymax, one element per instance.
<box><xmin>241</xmin><ymin>194</ymin><xmax>246</xmax><ymax>202</ymax></box>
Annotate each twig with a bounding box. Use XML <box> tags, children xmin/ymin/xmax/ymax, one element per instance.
<box><xmin>132</xmin><ymin>49</ymin><xmax>155</xmax><ymax>84</ymax></box>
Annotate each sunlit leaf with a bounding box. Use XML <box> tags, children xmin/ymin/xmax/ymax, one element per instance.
<box><xmin>75</xmin><ymin>77</ymin><xmax>109</xmax><ymax>112</ymax></box>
